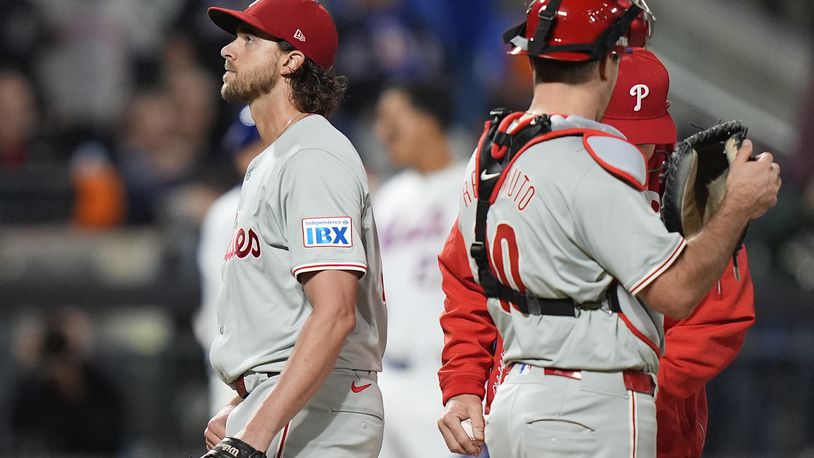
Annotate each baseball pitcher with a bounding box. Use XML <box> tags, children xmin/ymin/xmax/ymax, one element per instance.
<box><xmin>201</xmin><ymin>1</ymin><xmax>387</xmax><ymax>457</ymax></box>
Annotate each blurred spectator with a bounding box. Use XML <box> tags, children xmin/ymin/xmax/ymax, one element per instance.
<box><xmin>116</xmin><ymin>87</ymin><xmax>201</xmax><ymax>224</ymax></box>
<box><xmin>334</xmin><ymin>0</ymin><xmax>447</xmax><ymax>79</ymax></box>
<box><xmin>166</xmin><ymin>0</ymin><xmax>255</xmax><ymax>76</ymax></box>
<box><xmin>0</xmin><ymin>69</ymin><xmax>74</xmax><ymax>224</ymax></box>
<box><xmin>8</xmin><ymin>306</ymin><xmax>124</xmax><ymax>456</ymax></box>
<box><xmin>161</xmin><ymin>32</ymin><xmax>208</xmax><ymax>78</ymax></box>
<box><xmin>35</xmin><ymin>0</ymin><xmax>134</xmax><ymax>133</ymax></box>
<box><xmin>0</xmin><ymin>1</ymin><xmax>51</xmax><ymax>74</ymax></box>
<box><xmin>402</xmin><ymin>0</ymin><xmax>505</xmax><ymax>128</ymax></box>
<box><xmin>166</xmin><ymin>67</ymin><xmax>219</xmax><ymax>156</ymax></box>
<box><xmin>330</xmin><ymin>0</ymin><xmax>448</xmax><ymax>119</ymax></box>
<box><xmin>70</xmin><ymin>141</ymin><xmax>126</xmax><ymax>228</ymax></box>
<box><xmin>770</xmin><ymin>20</ymin><xmax>814</xmax><ymax>296</ymax></box>
<box><xmin>373</xmin><ymin>82</ymin><xmax>466</xmax><ymax>458</ymax></box>
<box><xmin>792</xmin><ymin>20</ymin><xmax>814</xmax><ymax>215</ymax></box>
<box><xmin>0</xmin><ymin>69</ymin><xmax>46</xmax><ymax>168</ymax></box>
<box><xmin>194</xmin><ymin>106</ymin><xmax>266</xmax><ymax>416</ymax></box>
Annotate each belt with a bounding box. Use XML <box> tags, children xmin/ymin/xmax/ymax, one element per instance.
<box><xmin>543</xmin><ymin>367</ymin><xmax>656</xmax><ymax>396</ymax></box>
<box><xmin>230</xmin><ymin>372</ymin><xmax>280</xmax><ymax>399</ymax></box>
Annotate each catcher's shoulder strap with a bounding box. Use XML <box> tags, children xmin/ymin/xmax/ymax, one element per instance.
<box><xmin>583</xmin><ymin>134</ymin><xmax>648</xmax><ymax>191</ymax></box>
<box><xmin>470</xmin><ymin>109</ymin><xmax>621</xmax><ymax>316</ymax></box>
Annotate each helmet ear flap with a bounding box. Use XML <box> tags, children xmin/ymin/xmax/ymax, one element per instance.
<box><xmin>627</xmin><ymin>14</ymin><xmax>652</xmax><ymax>48</ymax></box>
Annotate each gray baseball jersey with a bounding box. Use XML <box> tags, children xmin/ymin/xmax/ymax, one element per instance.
<box><xmin>209</xmin><ymin>114</ymin><xmax>387</xmax><ymax>384</ymax></box>
<box><xmin>456</xmin><ymin>114</ymin><xmax>685</xmax><ymax>373</ymax></box>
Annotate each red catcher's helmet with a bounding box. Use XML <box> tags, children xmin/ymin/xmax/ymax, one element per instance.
<box><xmin>503</xmin><ymin>0</ymin><xmax>655</xmax><ymax>62</ymax></box>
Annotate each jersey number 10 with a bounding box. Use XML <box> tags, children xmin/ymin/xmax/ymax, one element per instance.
<box><xmin>490</xmin><ymin>223</ymin><xmax>526</xmax><ymax>313</ymax></box>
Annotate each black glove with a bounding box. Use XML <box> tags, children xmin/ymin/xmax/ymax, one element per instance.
<box><xmin>660</xmin><ymin>120</ymin><xmax>749</xmax><ymax>279</ymax></box>
<box><xmin>661</xmin><ymin>120</ymin><xmax>749</xmax><ymax>238</ymax></box>
<box><xmin>202</xmin><ymin>437</ymin><xmax>266</xmax><ymax>458</ymax></box>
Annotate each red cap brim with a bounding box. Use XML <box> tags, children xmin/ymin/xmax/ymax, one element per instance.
<box><xmin>208</xmin><ymin>7</ymin><xmax>272</xmax><ymax>38</ymax></box>
<box><xmin>604</xmin><ymin>112</ymin><xmax>677</xmax><ymax>145</ymax></box>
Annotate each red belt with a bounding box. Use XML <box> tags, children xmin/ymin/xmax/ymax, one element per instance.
<box><xmin>543</xmin><ymin>368</ymin><xmax>656</xmax><ymax>396</ymax></box>
<box><xmin>230</xmin><ymin>372</ymin><xmax>279</xmax><ymax>399</ymax></box>
<box><xmin>622</xmin><ymin>371</ymin><xmax>656</xmax><ymax>396</ymax></box>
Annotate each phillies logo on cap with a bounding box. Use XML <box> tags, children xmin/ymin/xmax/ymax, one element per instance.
<box><xmin>630</xmin><ymin>83</ymin><xmax>650</xmax><ymax>112</ymax></box>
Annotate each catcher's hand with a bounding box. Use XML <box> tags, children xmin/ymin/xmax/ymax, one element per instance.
<box><xmin>661</xmin><ymin>120</ymin><xmax>749</xmax><ymax>238</ymax></box>
<box><xmin>201</xmin><ymin>437</ymin><xmax>266</xmax><ymax>458</ymax></box>
<box><xmin>438</xmin><ymin>394</ymin><xmax>485</xmax><ymax>456</ymax></box>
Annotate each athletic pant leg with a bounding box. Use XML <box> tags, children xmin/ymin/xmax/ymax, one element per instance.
<box><xmin>485</xmin><ymin>365</ymin><xmax>656</xmax><ymax>458</ymax></box>
<box><xmin>226</xmin><ymin>369</ymin><xmax>384</xmax><ymax>458</ymax></box>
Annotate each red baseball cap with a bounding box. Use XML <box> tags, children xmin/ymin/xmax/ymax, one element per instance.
<box><xmin>208</xmin><ymin>0</ymin><xmax>338</xmax><ymax>70</ymax></box>
<box><xmin>603</xmin><ymin>48</ymin><xmax>676</xmax><ymax>145</ymax></box>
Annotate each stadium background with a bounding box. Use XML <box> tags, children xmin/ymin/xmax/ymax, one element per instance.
<box><xmin>0</xmin><ymin>0</ymin><xmax>812</xmax><ymax>456</ymax></box>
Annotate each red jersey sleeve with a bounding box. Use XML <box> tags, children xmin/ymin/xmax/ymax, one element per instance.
<box><xmin>437</xmin><ymin>221</ymin><xmax>498</xmax><ymax>405</ymax></box>
<box><xmin>657</xmin><ymin>248</ymin><xmax>756</xmax><ymax>402</ymax></box>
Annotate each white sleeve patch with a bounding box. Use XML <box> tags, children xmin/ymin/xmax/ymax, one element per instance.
<box><xmin>584</xmin><ymin>135</ymin><xmax>647</xmax><ymax>189</ymax></box>
<box><xmin>301</xmin><ymin>216</ymin><xmax>353</xmax><ymax>248</ymax></box>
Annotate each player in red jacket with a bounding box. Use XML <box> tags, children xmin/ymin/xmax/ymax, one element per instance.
<box><xmin>437</xmin><ymin>48</ymin><xmax>756</xmax><ymax>458</ymax></box>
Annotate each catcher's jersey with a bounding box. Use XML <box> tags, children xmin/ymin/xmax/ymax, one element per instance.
<box><xmin>210</xmin><ymin>115</ymin><xmax>387</xmax><ymax>384</ymax></box>
<box><xmin>457</xmin><ymin>115</ymin><xmax>685</xmax><ymax>373</ymax></box>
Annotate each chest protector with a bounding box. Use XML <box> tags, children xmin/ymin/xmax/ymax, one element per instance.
<box><xmin>471</xmin><ymin>109</ymin><xmax>638</xmax><ymax>316</ymax></box>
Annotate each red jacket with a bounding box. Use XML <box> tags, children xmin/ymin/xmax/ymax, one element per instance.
<box><xmin>437</xmin><ymin>223</ymin><xmax>755</xmax><ymax>456</ymax></box>
<box><xmin>437</xmin><ymin>222</ymin><xmax>495</xmax><ymax>406</ymax></box>
<box><xmin>656</xmin><ymin>249</ymin><xmax>755</xmax><ymax>457</ymax></box>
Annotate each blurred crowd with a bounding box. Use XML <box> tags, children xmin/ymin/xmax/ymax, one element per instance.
<box><xmin>0</xmin><ymin>0</ymin><xmax>527</xmax><ymax>230</ymax></box>
<box><xmin>0</xmin><ymin>0</ymin><xmax>813</xmax><ymax>456</ymax></box>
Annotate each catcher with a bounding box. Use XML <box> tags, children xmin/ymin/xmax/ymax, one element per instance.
<box><xmin>437</xmin><ymin>48</ymin><xmax>760</xmax><ymax>458</ymax></box>
<box><xmin>436</xmin><ymin>2</ymin><xmax>781</xmax><ymax>452</ymax></box>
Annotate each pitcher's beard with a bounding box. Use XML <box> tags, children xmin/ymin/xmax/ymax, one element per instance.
<box><xmin>221</xmin><ymin>64</ymin><xmax>279</xmax><ymax>104</ymax></box>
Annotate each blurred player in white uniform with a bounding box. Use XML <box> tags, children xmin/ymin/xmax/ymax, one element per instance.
<box><xmin>195</xmin><ymin>106</ymin><xmax>266</xmax><ymax>416</ymax></box>
<box><xmin>201</xmin><ymin>1</ymin><xmax>387</xmax><ymax>457</ymax></box>
<box><xmin>373</xmin><ymin>82</ymin><xmax>465</xmax><ymax>458</ymax></box>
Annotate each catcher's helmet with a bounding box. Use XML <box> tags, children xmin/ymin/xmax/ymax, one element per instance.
<box><xmin>503</xmin><ymin>0</ymin><xmax>655</xmax><ymax>62</ymax></box>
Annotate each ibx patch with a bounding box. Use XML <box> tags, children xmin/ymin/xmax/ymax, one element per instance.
<box><xmin>302</xmin><ymin>217</ymin><xmax>353</xmax><ymax>248</ymax></box>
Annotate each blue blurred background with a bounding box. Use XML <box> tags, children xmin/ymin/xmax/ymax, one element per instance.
<box><xmin>0</xmin><ymin>0</ymin><xmax>812</xmax><ymax>456</ymax></box>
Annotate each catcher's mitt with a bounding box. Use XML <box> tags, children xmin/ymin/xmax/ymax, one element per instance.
<box><xmin>661</xmin><ymin>120</ymin><xmax>748</xmax><ymax>239</ymax></box>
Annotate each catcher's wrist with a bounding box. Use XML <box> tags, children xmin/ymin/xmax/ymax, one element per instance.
<box><xmin>718</xmin><ymin>193</ymin><xmax>753</xmax><ymax>228</ymax></box>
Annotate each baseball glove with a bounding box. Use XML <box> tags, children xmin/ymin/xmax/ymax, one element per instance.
<box><xmin>661</xmin><ymin>120</ymin><xmax>748</xmax><ymax>239</ymax></box>
<box><xmin>202</xmin><ymin>437</ymin><xmax>266</xmax><ymax>458</ymax></box>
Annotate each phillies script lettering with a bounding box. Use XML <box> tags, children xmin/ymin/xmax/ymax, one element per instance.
<box><xmin>224</xmin><ymin>227</ymin><xmax>261</xmax><ymax>261</ymax></box>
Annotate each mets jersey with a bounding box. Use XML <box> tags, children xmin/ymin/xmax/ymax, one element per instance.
<box><xmin>209</xmin><ymin>115</ymin><xmax>387</xmax><ymax>384</ymax></box>
<box><xmin>455</xmin><ymin>115</ymin><xmax>685</xmax><ymax>373</ymax></box>
<box><xmin>374</xmin><ymin>162</ymin><xmax>465</xmax><ymax>458</ymax></box>
<box><xmin>374</xmin><ymin>162</ymin><xmax>465</xmax><ymax>369</ymax></box>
